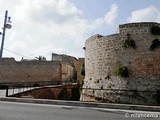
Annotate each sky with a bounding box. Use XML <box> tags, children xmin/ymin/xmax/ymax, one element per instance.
<box><xmin>0</xmin><ymin>0</ymin><xmax>160</xmax><ymax>61</ymax></box>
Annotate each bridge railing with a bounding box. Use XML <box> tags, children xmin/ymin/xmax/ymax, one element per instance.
<box><xmin>0</xmin><ymin>80</ymin><xmax>61</xmax><ymax>97</ymax></box>
<box><xmin>0</xmin><ymin>80</ymin><xmax>78</xmax><ymax>97</ymax></box>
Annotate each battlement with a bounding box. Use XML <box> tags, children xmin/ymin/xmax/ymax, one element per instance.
<box><xmin>119</xmin><ymin>22</ymin><xmax>160</xmax><ymax>35</ymax></box>
<box><xmin>119</xmin><ymin>22</ymin><xmax>159</xmax><ymax>28</ymax></box>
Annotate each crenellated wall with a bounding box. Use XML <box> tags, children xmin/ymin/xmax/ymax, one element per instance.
<box><xmin>81</xmin><ymin>22</ymin><xmax>160</xmax><ymax>105</ymax></box>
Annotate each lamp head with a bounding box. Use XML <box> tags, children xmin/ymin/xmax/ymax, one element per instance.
<box><xmin>5</xmin><ymin>24</ymin><xmax>12</xmax><ymax>29</ymax></box>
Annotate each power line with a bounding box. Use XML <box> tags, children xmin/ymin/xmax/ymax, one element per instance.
<box><xmin>3</xmin><ymin>48</ymin><xmax>31</xmax><ymax>59</ymax></box>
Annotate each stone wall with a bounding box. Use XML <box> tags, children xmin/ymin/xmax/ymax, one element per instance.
<box><xmin>61</xmin><ymin>63</ymin><xmax>75</xmax><ymax>82</ymax></box>
<box><xmin>52</xmin><ymin>53</ymin><xmax>78</xmax><ymax>68</ymax></box>
<box><xmin>0</xmin><ymin>58</ymin><xmax>76</xmax><ymax>85</ymax></box>
<box><xmin>82</xmin><ymin>22</ymin><xmax>160</xmax><ymax>105</ymax></box>
<box><xmin>0</xmin><ymin>58</ymin><xmax>61</xmax><ymax>84</ymax></box>
<box><xmin>52</xmin><ymin>53</ymin><xmax>79</xmax><ymax>82</ymax></box>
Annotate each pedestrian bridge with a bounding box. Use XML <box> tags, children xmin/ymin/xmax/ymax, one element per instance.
<box><xmin>0</xmin><ymin>82</ymin><xmax>80</xmax><ymax>101</ymax></box>
<box><xmin>0</xmin><ymin>80</ymin><xmax>61</xmax><ymax>97</ymax></box>
<box><xmin>0</xmin><ymin>81</ymin><xmax>77</xmax><ymax>98</ymax></box>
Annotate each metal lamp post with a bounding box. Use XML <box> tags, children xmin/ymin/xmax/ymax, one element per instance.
<box><xmin>0</xmin><ymin>10</ymin><xmax>12</xmax><ymax>61</ymax></box>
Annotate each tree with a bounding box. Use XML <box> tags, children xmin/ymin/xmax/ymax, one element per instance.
<box><xmin>35</xmin><ymin>56</ymin><xmax>46</xmax><ymax>61</ymax></box>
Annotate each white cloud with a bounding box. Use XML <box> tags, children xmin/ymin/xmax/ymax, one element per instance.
<box><xmin>0</xmin><ymin>1</ymin><xmax>118</xmax><ymax>60</ymax></box>
<box><xmin>128</xmin><ymin>6</ymin><xmax>160</xmax><ymax>22</ymax></box>
<box><xmin>104</xmin><ymin>4</ymin><xmax>118</xmax><ymax>25</ymax></box>
<box><xmin>91</xmin><ymin>4</ymin><xmax>118</xmax><ymax>29</ymax></box>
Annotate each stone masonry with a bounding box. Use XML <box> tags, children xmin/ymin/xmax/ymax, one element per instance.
<box><xmin>0</xmin><ymin>58</ymin><xmax>61</xmax><ymax>85</ymax></box>
<box><xmin>81</xmin><ymin>22</ymin><xmax>160</xmax><ymax>105</ymax></box>
<box><xmin>0</xmin><ymin>52</ymin><xmax>84</xmax><ymax>87</ymax></box>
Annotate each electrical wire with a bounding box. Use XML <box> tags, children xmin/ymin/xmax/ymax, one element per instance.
<box><xmin>3</xmin><ymin>48</ymin><xmax>32</xmax><ymax>59</ymax></box>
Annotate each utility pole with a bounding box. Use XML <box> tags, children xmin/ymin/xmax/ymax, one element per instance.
<box><xmin>0</xmin><ymin>10</ymin><xmax>12</xmax><ymax>61</ymax></box>
<box><xmin>0</xmin><ymin>10</ymin><xmax>12</xmax><ymax>97</ymax></box>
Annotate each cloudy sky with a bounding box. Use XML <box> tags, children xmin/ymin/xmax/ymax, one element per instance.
<box><xmin>0</xmin><ymin>0</ymin><xmax>160</xmax><ymax>60</ymax></box>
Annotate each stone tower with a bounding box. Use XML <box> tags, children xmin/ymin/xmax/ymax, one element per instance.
<box><xmin>81</xmin><ymin>22</ymin><xmax>160</xmax><ymax>105</ymax></box>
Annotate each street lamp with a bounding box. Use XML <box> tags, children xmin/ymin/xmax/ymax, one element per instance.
<box><xmin>0</xmin><ymin>10</ymin><xmax>12</xmax><ymax>61</ymax></box>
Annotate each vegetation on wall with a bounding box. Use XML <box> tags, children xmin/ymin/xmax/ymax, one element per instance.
<box><xmin>79</xmin><ymin>63</ymin><xmax>85</xmax><ymax>94</ymax></box>
<box><xmin>123</xmin><ymin>33</ymin><xmax>136</xmax><ymax>49</ymax></box>
<box><xmin>150</xmin><ymin>39</ymin><xmax>160</xmax><ymax>50</ymax></box>
<box><xmin>150</xmin><ymin>26</ymin><xmax>160</xmax><ymax>35</ymax></box>
<box><xmin>80</xmin><ymin>63</ymin><xmax>85</xmax><ymax>86</ymax></box>
<box><xmin>35</xmin><ymin>56</ymin><xmax>46</xmax><ymax>61</ymax></box>
<box><xmin>80</xmin><ymin>63</ymin><xmax>85</xmax><ymax>77</ymax></box>
<box><xmin>115</xmin><ymin>65</ymin><xmax>129</xmax><ymax>77</ymax></box>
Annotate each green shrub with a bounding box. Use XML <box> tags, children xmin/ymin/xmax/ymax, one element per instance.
<box><xmin>150</xmin><ymin>39</ymin><xmax>160</xmax><ymax>50</ymax></box>
<box><xmin>115</xmin><ymin>65</ymin><xmax>129</xmax><ymax>77</ymax></box>
<box><xmin>123</xmin><ymin>38</ymin><xmax>136</xmax><ymax>49</ymax></box>
<box><xmin>150</xmin><ymin>26</ymin><xmax>160</xmax><ymax>35</ymax></box>
<box><xmin>123</xmin><ymin>33</ymin><xmax>136</xmax><ymax>49</ymax></box>
<box><xmin>80</xmin><ymin>63</ymin><xmax>85</xmax><ymax>77</ymax></box>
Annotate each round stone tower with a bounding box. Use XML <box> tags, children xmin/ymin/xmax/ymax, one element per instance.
<box><xmin>81</xmin><ymin>22</ymin><xmax>160</xmax><ymax>105</ymax></box>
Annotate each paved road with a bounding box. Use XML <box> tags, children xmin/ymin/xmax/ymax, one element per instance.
<box><xmin>0</xmin><ymin>101</ymin><xmax>159</xmax><ymax>120</ymax></box>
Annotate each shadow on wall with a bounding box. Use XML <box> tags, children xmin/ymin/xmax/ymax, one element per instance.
<box><xmin>57</xmin><ymin>88</ymin><xmax>70</xmax><ymax>100</ymax></box>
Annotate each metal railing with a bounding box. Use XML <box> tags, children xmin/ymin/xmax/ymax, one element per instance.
<box><xmin>0</xmin><ymin>80</ymin><xmax>78</xmax><ymax>97</ymax></box>
<box><xmin>0</xmin><ymin>81</ymin><xmax>61</xmax><ymax>97</ymax></box>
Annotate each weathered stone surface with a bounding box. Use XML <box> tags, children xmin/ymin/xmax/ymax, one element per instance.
<box><xmin>81</xmin><ymin>22</ymin><xmax>160</xmax><ymax>105</ymax></box>
<box><xmin>0</xmin><ymin>58</ymin><xmax>75</xmax><ymax>85</ymax></box>
<box><xmin>0</xmin><ymin>58</ymin><xmax>60</xmax><ymax>83</ymax></box>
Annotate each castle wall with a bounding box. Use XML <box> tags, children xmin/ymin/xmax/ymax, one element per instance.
<box><xmin>52</xmin><ymin>53</ymin><xmax>79</xmax><ymax>82</ymax></box>
<box><xmin>0</xmin><ymin>54</ymin><xmax>80</xmax><ymax>86</ymax></box>
<box><xmin>0</xmin><ymin>58</ymin><xmax>61</xmax><ymax>84</ymax></box>
<box><xmin>52</xmin><ymin>53</ymin><xmax>78</xmax><ymax>68</ymax></box>
<box><xmin>61</xmin><ymin>63</ymin><xmax>75</xmax><ymax>82</ymax></box>
<box><xmin>82</xmin><ymin>22</ymin><xmax>160</xmax><ymax>105</ymax></box>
